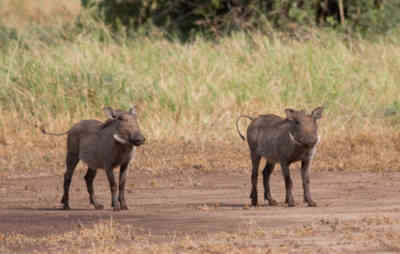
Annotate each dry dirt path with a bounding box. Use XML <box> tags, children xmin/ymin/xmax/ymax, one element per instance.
<box><xmin>1</xmin><ymin>170</ymin><xmax>400</xmax><ymax>252</ymax></box>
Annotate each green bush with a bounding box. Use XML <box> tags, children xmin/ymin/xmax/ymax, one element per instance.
<box><xmin>81</xmin><ymin>0</ymin><xmax>400</xmax><ymax>39</ymax></box>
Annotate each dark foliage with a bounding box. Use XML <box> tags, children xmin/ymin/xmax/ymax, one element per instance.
<box><xmin>81</xmin><ymin>0</ymin><xmax>400</xmax><ymax>39</ymax></box>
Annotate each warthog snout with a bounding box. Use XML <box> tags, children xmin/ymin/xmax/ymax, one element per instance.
<box><xmin>130</xmin><ymin>132</ymin><xmax>145</xmax><ymax>146</ymax></box>
<box><xmin>286</xmin><ymin>108</ymin><xmax>321</xmax><ymax>148</ymax></box>
<box><xmin>107</xmin><ymin>106</ymin><xmax>145</xmax><ymax>147</ymax></box>
<box><xmin>288</xmin><ymin>131</ymin><xmax>319</xmax><ymax>148</ymax></box>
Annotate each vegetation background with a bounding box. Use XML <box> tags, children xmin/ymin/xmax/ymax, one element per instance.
<box><xmin>1</xmin><ymin>1</ymin><xmax>400</xmax><ymax>253</ymax></box>
<box><xmin>0</xmin><ymin>0</ymin><xmax>400</xmax><ymax>177</ymax></box>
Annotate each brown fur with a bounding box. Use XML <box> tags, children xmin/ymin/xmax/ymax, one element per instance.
<box><xmin>236</xmin><ymin>107</ymin><xmax>323</xmax><ymax>207</ymax></box>
<box><xmin>42</xmin><ymin>106</ymin><xmax>145</xmax><ymax>211</ymax></box>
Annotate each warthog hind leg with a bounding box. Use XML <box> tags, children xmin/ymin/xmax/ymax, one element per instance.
<box><xmin>84</xmin><ymin>168</ymin><xmax>104</xmax><ymax>210</ymax></box>
<box><xmin>61</xmin><ymin>152</ymin><xmax>79</xmax><ymax>210</ymax></box>
<box><xmin>249</xmin><ymin>151</ymin><xmax>261</xmax><ymax>206</ymax></box>
<box><xmin>263</xmin><ymin>161</ymin><xmax>277</xmax><ymax>206</ymax></box>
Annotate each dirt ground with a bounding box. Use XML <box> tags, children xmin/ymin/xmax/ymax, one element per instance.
<box><xmin>1</xmin><ymin>168</ymin><xmax>400</xmax><ymax>253</ymax></box>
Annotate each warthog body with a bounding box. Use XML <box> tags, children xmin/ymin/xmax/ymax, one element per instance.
<box><xmin>42</xmin><ymin>106</ymin><xmax>145</xmax><ymax>211</ymax></box>
<box><xmin>236</xmin><ymin>107</ymin><xmax>323</xmax><ymax>207</ymax></box>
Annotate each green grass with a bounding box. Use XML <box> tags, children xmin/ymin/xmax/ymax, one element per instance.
<box><xmin>1</xmin><ymin>17</ymin><xmax>400</xmax><ymax>142</ymax></box>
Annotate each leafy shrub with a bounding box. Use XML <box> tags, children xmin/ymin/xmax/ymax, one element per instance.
<box><xmin>81</xmin><ymin>0</ymin><xmax>400</xmax><ymax>39</ymax></box>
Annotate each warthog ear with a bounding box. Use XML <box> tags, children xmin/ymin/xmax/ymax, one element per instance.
<box><xmin>285</xmin><ymin>109</ymin><xmax>297</xmax><ymax>121</ymax></box>
<box><xmin>311</xmin><ymin>106</ymin><xmax>324</xmax><ymax>120</ymax></box>
<box><xmin>103</xmin><ymin>107</ymin><xmax>116</xmax><ymax>119</ymax></box>
<box><xmin>129</xmin><ymin>105</ymin><xmax>137</xmax><ymax>115</ymax></box>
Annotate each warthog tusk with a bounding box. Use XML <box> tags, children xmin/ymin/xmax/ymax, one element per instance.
<box><xmin>288</xmin><ymin>132</ymin><xmax>302</xmax><ymax>145</ymax></box>
<box><xmin>113</xmin><ymin>134</ymin><xmax>128</xmax><ymax>144</ymax></box>
<box><xmin>309</xmin><ymin>135</ymin><xmax>321</xmax><ymax>159</ymax></box>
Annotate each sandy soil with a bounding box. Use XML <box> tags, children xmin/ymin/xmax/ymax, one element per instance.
<box><xmin>1</xmin><ymin>169</ymin><xmax>400</xmax><ymax>253</ymax></box>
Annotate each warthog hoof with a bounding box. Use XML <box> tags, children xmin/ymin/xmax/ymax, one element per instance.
<box><xmin>307</xmin><ymin>200</ymin><xmax>317</xmax><ymax>207</ymax></box>
<box><xmin>268</xmin><ymin>199</ymin><xmax>278</xmax><ymax>206</ymax></box>
<box><xmin>62</xmin><ymin>204</ymin><xmax>71</xmax><ymax>210</ymax></box>
<box><xmin>120</xmin><ymin>204</ymin><xmax>129</xmax><ymax>210</ymax></box>
<box><xmin>251</xmin><ymin>199</ymin><xmax>258</xmax><ymax>206</ymax></box>
<box><xmin>94</xmin><ymin>204</ymin><xmax>104</xmax><ymax>210</ymax></box>
<box><xmin>112</xmin><ymin>203</ymin><xmax>121</xmax><ymax>211</ymax></box>
<box><xmin>285</xmin><ymin>197</ymin><xmax>296</xmax><ymax>207</ymax></box>
<box><xmin>286</xmin><ymin>199</ymin><xmax>295</xmax><ymax>207</ymax></box>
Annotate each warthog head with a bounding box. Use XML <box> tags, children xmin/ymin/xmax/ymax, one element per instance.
<box><xmin>285</xmin><ymin>107</ymin><xmax>323</xmax><ymax>148</ymax></box>
<box><xmin>104</xmin><ymin>106</ymin><xmax>145</xmax><ymax>146</ymax></box>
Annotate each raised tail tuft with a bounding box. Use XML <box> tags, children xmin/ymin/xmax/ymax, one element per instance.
<box><xmin>235</xmin><ymin>115</ymin><xmax>254</xmax><ymax>141</ymax></box>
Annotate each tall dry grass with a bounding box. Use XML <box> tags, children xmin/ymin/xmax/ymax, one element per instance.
<box><xmin>0</xmin><ymin>2</ymin><xmax>400</xmax><ymax>178</ymax></box>
<box><xmin>0</xmin><ymin>0</ymin><xmax>80</xmax><ymax>27</ymax></box>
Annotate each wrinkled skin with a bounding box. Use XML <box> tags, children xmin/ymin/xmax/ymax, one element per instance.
<box><xmin>236</xmin><ymin>107</ymin><xmax>323</xmax><ymax>207</ymax></box>
<box><xmin>43</xmin><ymin>106</ymin><xmax>145</xmax><ymax>211</ymax></box>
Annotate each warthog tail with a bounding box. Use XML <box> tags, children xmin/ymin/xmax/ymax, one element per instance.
<box><xmin>40</xmin><ymin>126</ymin><xmax>70</xmax><ymax>136</ymax></box>
<box><xmin>235</xmin><ymin>115</ymin><xmax>254</xmax><ymax>141</ymax></box>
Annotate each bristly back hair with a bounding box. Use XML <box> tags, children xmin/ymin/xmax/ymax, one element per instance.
<box><xmin>101</xmin><ymin>118</ymin><xmax>118</xmax><ymax>130</ymax></box>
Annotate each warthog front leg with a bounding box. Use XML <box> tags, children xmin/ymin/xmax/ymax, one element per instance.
<box><xmin>118</xmin><ymin>163</ymin><xmax>129</xmax><ymax>210</ymax></box>
<box><xmin>301</xmin><ymin>160</ymin><xmax>316</xmax><ymax>207</ymax></box>
<box><xmin>105</xmin><ymin>168</ymin><xmax>120</xmax><ymax>211</ymax></box>
<box><xmin>84</xmin><ymin>168</ymin><xmax>104</xmax><ymax>210</ymax></box>
<box><xmin>61</xmin><ymin>152</ymin><xmax>79</xmax><ymax>210</ymax></box>
<box><xmin>249</xmin><ymin>151</ymin><xmax>261</xmax><ymax>206</ymax></box>
<box><xmin>280</xmin><ymin>162</ymin><xmax>295</xmax><ymax>207</ymax></box>
<box><xmin>262</xmin><ymin>161</ymin><xmax>277</xmax><ymax>206</ymax></box>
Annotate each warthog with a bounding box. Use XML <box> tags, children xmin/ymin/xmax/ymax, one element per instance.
<box><xmin>41</xmin><ymin>106</ymin><xmax>145</xmax><ymax>211</ymax></box>
<box><xmin>236</xmin><ymin>107</ymin><xmax>323</xmax><ymax>207</ymax></box>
